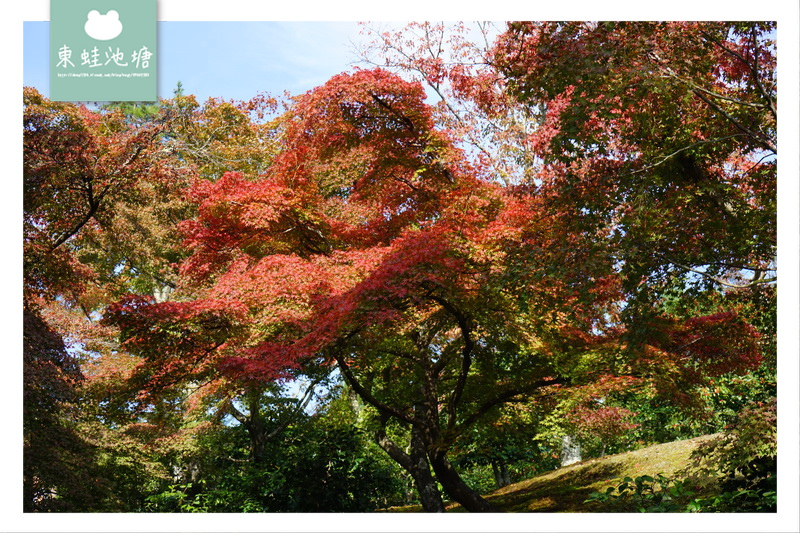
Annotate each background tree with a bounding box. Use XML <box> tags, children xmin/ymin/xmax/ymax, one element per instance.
<box><xmin>357</xmin><ymin>21</ymin><xmax>538</xmax><ymax>186</ymax></box>
<box><xmin>492</xmin><ymin>21</ymin><xmax>776</xmax><ymax>313</ymax></box>
<box><xmin>23</xmin><ymin>88</ymin><xmax>188</xmax><ymax>511</ymax></box>
<box><xmin>23</xmin><ymin>307</ymin><xmax>97</xmax><ymax>511</ymax></box>
<box><xmin>23</xmin><ymin>86</ymin><xmax>285</xmax><ymax>510</ymax></box>
<box><xmin>490</xmin><ymin>20</ymin><xmax>776</xmax><ymax>471</ymax></box>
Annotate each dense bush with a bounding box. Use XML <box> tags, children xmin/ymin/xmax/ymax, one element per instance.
<box><xmin>145</xmin><ymin>422</ymin><xmax>406</xmax><ymax>512</ymax></box>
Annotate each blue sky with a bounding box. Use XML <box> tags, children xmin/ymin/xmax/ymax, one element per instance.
<box><xmin>25</xmin><ymin>21</ymin><xmax>367</xmax><ymax>102</ymax></box>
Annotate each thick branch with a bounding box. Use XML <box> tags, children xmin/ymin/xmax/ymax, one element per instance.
<box><xmin>47</xmin><ymin>128</ymin><xmax>161</xmax><ymax>252</ymax></box>
<box><xmin>333</xmin><ymin>351</ymin><xmax>415</xmax><ymax>424</ymax></box>
<box><xmin>373</xmin><ymin>414</ymin><xmax>415</xmax><ymax>472</ymax></box>
<box><xmin>428</xmin><ymin>294</ymin><xmax>473</xmax><ymax>430</ymax></box>
<box><xmin>265</xmin><ymin>376</ymin><xmax>324</xmax><ymax>440</ymax></box>
<box><xmin>369</xmin><ymin>92</ymin><xmax>415</xmax><ymax>132</ymax></box>
<box><xmin>48</xmin><ymin>199</ymin><xmax>100</xmax><ymax>251</ymax></box>
<box><xmin>693</xmin><ymin>90</ymin><xmax>776</xmax><ymax>153</ymax></box>
<box><xmin>456</xmin><ymin>377</ymin><xmax>566</xmax><ymax>433</ymax></box>
<box><xmin>224</xmin><ymin>399</ymin><xmax>249</xmax><ymax>426</ymax></box>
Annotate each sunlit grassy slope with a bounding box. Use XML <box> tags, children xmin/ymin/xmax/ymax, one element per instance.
<box><xmin>383</xmin><ymin>434</ymin><xmax>720</xmax><ymax>513</ymax></box>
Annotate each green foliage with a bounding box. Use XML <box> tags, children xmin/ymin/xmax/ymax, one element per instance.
<box><xmin>688</xmin><ymin>398</ymin><xmax>777</xmax><ymax>512</ymax></box>
<box><xmin>144</xmin><ymin>420</ymin><xmax>407</xmax><ymax>512</ymax></box>
<box><xmin>687</xmin><ymin>485</ymin><xmax>777</xmax><ymax>513</ymax></box>
<box><xmin>451</xmin><ymin>403</ymin><xmax>558</xmax><ymax>490</ymax></box>
<box><xmin>103</xmin><ymin>101</ymin><xmax>162</xmax><ymax>124</ymax></box>
<box><xmin>585</xmin><ymin>474</ymin><xmax>696</xmax><ymax>512</ymax></box>
<box><xmin>284</xmin><ymin>426</ymin><xmax>405</xmax><ymax>511</ymax></box>
<box><xmin>586</xmin><ymin>465</ymin><xmax>776</xmax><ymax>514</ymax></box>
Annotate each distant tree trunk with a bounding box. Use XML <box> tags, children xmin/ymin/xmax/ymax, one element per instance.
<box><xmin>172</xmin><ymin>461</ymin><xmax>201</xmax><ymax>484</ymax></box>
<box><xmin>491</xmin><ymin>460</ymin><xmax>511</xmax><ymax>488</ymax></box>
<box><xmin>231</xmin><ymin>381</ymin><xmax>321</xmax><ymax>464</ymax></box>
<box><xmin>249</xmin><ymin>421</ymin><xmax>268</xmax><ymax>464</ymax></box>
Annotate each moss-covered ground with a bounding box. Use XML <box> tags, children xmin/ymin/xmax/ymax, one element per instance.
<box><xmin>382</xmin><ymin>434</ymin><xmax>721</xmax><ymax>513</ymax></box>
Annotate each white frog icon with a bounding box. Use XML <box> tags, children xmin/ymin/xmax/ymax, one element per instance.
<box><xmin>84</xmin><ymin>10</ymin><xmax>123</xmax><ymax>41</ymax></box>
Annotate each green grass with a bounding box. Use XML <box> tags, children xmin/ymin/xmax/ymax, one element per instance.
<box><xmin>382</xmin><ymin>434</ymin><xmax>721</xmax><ymax>512</ymax></box>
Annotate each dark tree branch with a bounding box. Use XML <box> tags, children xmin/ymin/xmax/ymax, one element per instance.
<box><xmin>692</xmin><ymin>90</ymin><xmax>776</xmax><ymax>153</ymax></box>
<box><xmin>456</xmin><ymin>377</ymin><xmax>566</xmax><ymax>433</ymax></box>
<box><xmin>368</xmin><ymin>92</ymin><xmax>416</xmax><ymax>132</ymax></box>
<box><xmin>333</xmin><ymin>351</ymin><xmax>415</xmax><ymax>424</ymax></box>
<box><xmin>427</xmin><ymin>294</ymin><xmax>474</xmax><ymax>430</ymax></box>
<box><xmin>48</xmin><ymin>199</ymin><xmax>100</xmax><ymax>252</ymax></box>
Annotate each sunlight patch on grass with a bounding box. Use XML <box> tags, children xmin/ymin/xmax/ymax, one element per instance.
<box><xmin>482</xmin><ymin>434</ymin><xmax>720</xmax><ymax>512</ymax></box>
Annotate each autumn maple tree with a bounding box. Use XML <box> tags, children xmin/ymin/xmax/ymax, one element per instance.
<box><xmin>107</xmin><ymin>68</ymin><xmax>532</xmax><ymax>511</ymax></box>
<box><xmin>493</xmin><ymin>21</ymin><xmax>776</xmax><ymax>302</ymax></box>
<box><xmin>23</xmin><ymin>88</ymin><xmax>188</xmax><ymax>510</ymax></box>
<box><xmin>22</xmin><ymin>86</ymin><xmax>285</xmax><ymax>510</ymax></box>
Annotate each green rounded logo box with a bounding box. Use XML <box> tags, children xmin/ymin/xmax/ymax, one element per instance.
<box><xmin>50</xmin><ymin>0</ymin><xmax>157</xmax><ymax>102</ymax></box>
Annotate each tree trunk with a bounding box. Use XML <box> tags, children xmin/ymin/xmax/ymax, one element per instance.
<box><xmin>491</xmin><ymin>460</ymin><xmax>511</xmax><ymax>488</ymax></box>
<box><xmin>409</xmin><ymin>426</ymin><xmax>446</xmax><ymax>512</ymax></box>
<box><xmin>375</xmin><ymin>422</ymin><xmax>445</xmax><ymax>512</ymax></box>
<box><xmin>429</xmin><ymin>451</ymin><xmax>499</xmax><ymax>512</ymax></box>
<box><xmin>246</xmin><ymin>391</ymin><xmax>268</xmax><ymax>464</ymax></box>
